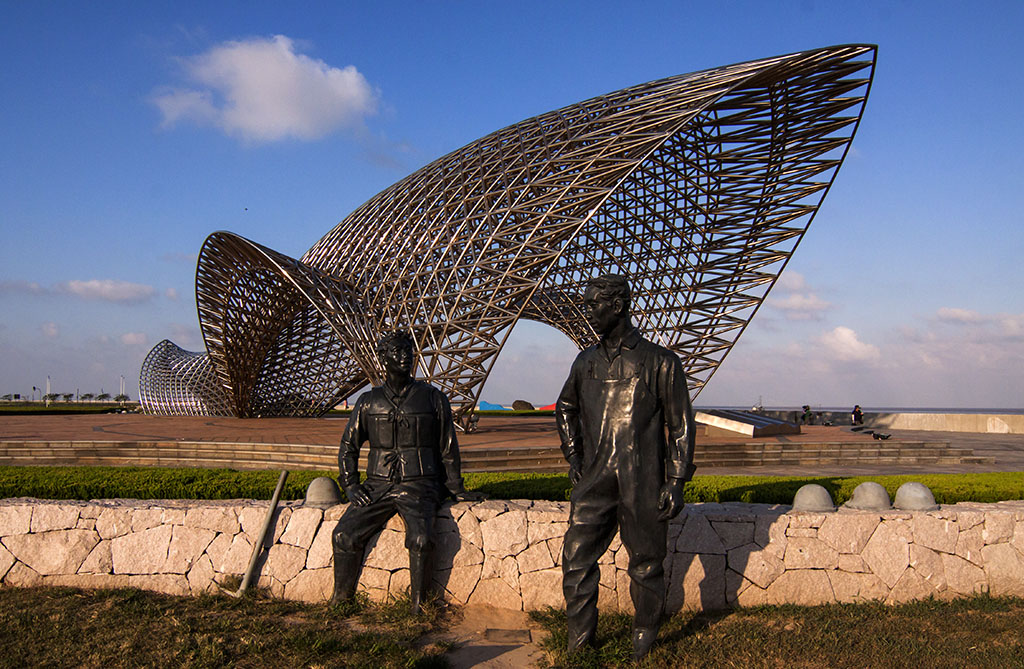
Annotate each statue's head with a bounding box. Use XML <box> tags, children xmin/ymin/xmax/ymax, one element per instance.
<box><xmin>584</xmin><ymin>274</ymin><xmax>631</xmax><ymax>336</ymax></box>
<box><xmin>376</xmin><ymin>330</ymin><xmax>415</xmax><ymax>377</ymax></box>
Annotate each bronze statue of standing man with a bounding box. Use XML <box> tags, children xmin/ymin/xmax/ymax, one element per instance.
<box><xmin>556</xmin><ymin>274</ymin><xmax>696</xmax><ymax>659</ymax></box>
<box><xmin>331</xmin><ymin>331</ymin><xmax>482</xmax><ymax>613</ymax></box>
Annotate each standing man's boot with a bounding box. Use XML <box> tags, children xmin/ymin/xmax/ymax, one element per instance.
<box><xmin>331</xmin><ymin>550</ymin><xmax>362</xmax><ymax>605</ymax></box>
<box><xmin>632</xmin><ymin>625</ymin><xmax>659</xmax><ymax>660</ymax></box>
<box><xmin>408</xmin><ymin>548</ymin><xmax>433</xmax><ymax>614</ymax></box>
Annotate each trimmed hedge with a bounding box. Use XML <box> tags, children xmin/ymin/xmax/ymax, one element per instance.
<box><xmin>0</xmin><ymin>466</ymin><xmax>1022</xmax><ymax>505</ymax></box>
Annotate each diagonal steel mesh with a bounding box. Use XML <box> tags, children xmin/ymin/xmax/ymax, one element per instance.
<box><xmin>141</xmin><ymin>45</ymin><xmax>876</xmax><ymax>425</ymax></box>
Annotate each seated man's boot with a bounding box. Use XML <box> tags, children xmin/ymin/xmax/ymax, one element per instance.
<box><xmin>331</xmin><ymin>550</ymin><xmax>362</xmax><ymax>605</ymax></box>
<box><xmin>632</xmin><ymin>626</ymin><xmax>659</xmax><ymax>661</ymax></box>
<box><xmin>408</xmin><ymin>548</ymin><xmax>433</xmax><ymax>614</ymax></box>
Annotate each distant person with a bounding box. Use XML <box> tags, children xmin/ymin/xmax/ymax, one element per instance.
<box><xmin>801</xmin><ymin>405</ymin><xmax>814</xmax><ymax>425</ymax></box>
<box><xmin>852</xmin><ymin>405</ymin><xmax>864</xmax><ymax>425</ymax></box>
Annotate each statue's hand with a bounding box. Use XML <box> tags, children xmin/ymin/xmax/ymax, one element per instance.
<box><xmin>344</xmin><ymin>483</ymin><xmax>372</xmax><ymax>507</ymax></box>
<box><xmin>568</xmin><ymin>458</ymin><xmax>583</xmax><ymax>486</ymax></box>
<box><xmin>455</xmin><ymin>490</ymin><xmax>487</xmax><ymax>502</ymax></box>
<box><xmin>657</xmin><ymin>478</ymin><xmax>686</xmax><ymax>521</ymax></box>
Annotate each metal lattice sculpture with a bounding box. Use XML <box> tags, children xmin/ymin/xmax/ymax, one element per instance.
<box><xmin>141</xmin><ymin>44</ymin><xmax>876</xmax><ymax>424</ymax></box>
<box><xmin>139</xmin><ymin>339</ymin><xmax>232</xmax><ymax>416</ymax></box>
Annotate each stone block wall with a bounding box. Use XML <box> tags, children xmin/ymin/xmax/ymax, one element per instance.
<box><xmin>3</xmin><ymin>498</ymin><xmax>1024</xmax><ymax>610</ymax></box>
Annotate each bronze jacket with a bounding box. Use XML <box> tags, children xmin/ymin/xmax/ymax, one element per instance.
<box><xmin>339</xmin><ymin>379</ymin><xmax>465</xmax><ymax>496</ymax></box>
<box><xmin>556</xmin><ymin>327</ymin><xmax>697</xmax><ymax>484</ymax></box>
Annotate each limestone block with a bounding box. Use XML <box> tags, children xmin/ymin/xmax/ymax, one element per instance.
<box><xmin>598</xmin><ymin>547</ymin><xmax>614</xmax><ymax>565</ymax></box>
<box><xmin>187</xmin><ymin>554</ymin><xmax>217</xmax><ymax>595</ymax></box>
<box><xmin>547</xmin><ymin>536</ymin><xmax>564</xmax><ymax>566</ymax></box>
<box><xmin>205</xmin><ymin>532</ymin><xmax>253</xmax><ymax>575</ymax></box>
<box><xmin>0</xmin><ymin>543</ymin><xmax>15</xmax><ymax>580</ymax></box>
<box><xmin>79</xmin><ymin>540</ymin><xmax>112</xmax><ymax>574</ymax></box>
<box><xmin>676</xmin><ymin>514</ymin><xmax>725</xmax><ymax>554</ymax></box>
<box><xmin>456</xmin><ymin>508</ymin><xmax>484</xmax><ymax>547</ymax></box>
<box><xmin>728</xmin><ymin>543</ymin><xmax>784</xmax><ymax>590</ymax></box>
<box><xmin>256</xmin><ymin>574</ymin><xmax>286</xmax><ymax>598</ymax></box>
<box><xmin>127</xmin><ymin>573</ymin><xmax>191</xmax><ymax>597</ymax></box>
<box><xmin>599</xmin><ymin>563</ymin><xmax>616</xmax><ymax>589</ymax></box>
<box><xmin>131</xmin><ymin>508</ymin><xmax>167</xmax><ymax>532</ymax></box>
<box><xmin>279</xmin><ymin>507</ymin><xmax>322</xmax><ymax>549</ymax></box>
<box><xmin>520</xmin><ymin>568</ymin><xmax>564</xmax><ymax>611</ymax></box>
<box><xmin>78</xmin><ymin>504</ymin><xmax>107</xmax><ymax>520</ymax></box>
<box><xmin>364</xmin><ymin>529</ymin><xmax>408</xmax><ymax>570</ymax></box>
<box><xmin>908</xmin><ymin>544</ymin><xmax>946</xmax><ymax>592</ymax></box>
<box><xmin>110</xmin><ymin>525</ymin><xmax>172</xmax><ymax>575</ymax></box>
<box><xmin>818</xmin><ymin>513</ymin><xmax>879</xmax><ymax>554</ymax></box>
<box><xmin>4</xmin><ymin>561</ymin><xmax>42</xmax><ymax>586</ymax></box>
<box><xmin>786</xmin><ymin>528</ymin><xmax>817</xmax><ymax>538</ymax></box>
<box><xmin>724</xmin><ymin>568</ymin><xmax>752</xmax><ymax>607</ymax></box>
<box><xmin>237</xmin><ymin>506</ymin><xmax>265</xmax><ymax>545</ymax></box>
<box><xmin>436</xmin><ymin>563</ymin><xmax>482</xmax><ymax>604</ymax></box>
<box><xmin>283</xmin><ymin>568</ymin><xmax>332</xmax><ymax>603</ymax></box>
<box><xmin>517</xmin><ymin>541</ymin><xmax>554</xmax><ymax>574</ymax></box>
<box><xmin>480</xmin><ymin>509</ymin><xmax>528</xmax><ymax>557</ymax></box>
<box><xmin>95</xmin><ymin>508</ymin><xmax>132</xmax><ymax>539</ymax></box>
<box><xmin>608</xmin><ymin>533</ymin><xmax>622</xmax><ymax>553</ymax></box>
<box><xmin>711</xmin><ymin>521</ymin><xmax>754</xmax><ymax>551</ymax></box>
<box><xmin>941</xmin><ymin>553</ymin><xmax>987</xmax><ymax>595</ymax></box>
<box><xmin>614</xmin><ymin>545</ymin><xmax>629</xmax><ymax>570</ymax></box>
<box><xmin>784</xmin><ymin>537</ymin><xmax>838</xmax><ymax>570</ymax></box>
<box><xmin>45</xmin><ymin>573</ymin><xmax>129</xmax><ymax>590</ymax></box>
<box><xmin>861</xmin><ymin>521</ymin><xmax>910</xmax><ymax>588</ymax></box>
<box><xmin>887</xmin><ymin>568</ymin><xmax>940</xmax><ymax>604</ymax></box>
<box><xmin>955</xmin><ymin>510</ymin><xmax>985</xmax><ymax>529</ymax></box>
<box><xmin>271</xmin><ymin>508</ymin><xmax>292</xmax><ymax>543</ymax></box>
<box><xmin>828</xmin><ymin>570</ymin><xmax>888</xmax><ymax>602</ymax></box>
<box><xmin>435</xmin><ymin>530</ymin><xmax>484</xmax><ymax>570</ymax></box>
<box><xmin>667</xmin><ymin>553</ymin><xmax>727</xmax><ymax>613</ymax></box>
<box><xmin>264</xmin><ymin>543</ymin><xmax>308</xmax><ymax>584</ymax></box>
<box><xmin>30</xmin><ymin>505</ymin><xmax>79</xmax><ymax>533</ymax></box>
<box><xmin>306</xmin><ymin>520</ymin><xmax>338</xmax><ymax>570</ymax></box>
<box><xmin>358</xmin><ymin>566</ymin><xmax>391</xmax><ymax>593</ymax></box>
<box><xmin>788</xmin><ymin>513</ymin><xmax>826</xmax><ymax>529</ymax></box>
<box><xmin>983</xmin><ymin>513</ymin><xmax>1014</xmax><ymax>544</ymax></box>
<box><xmin>837</xmin><ymin>553</ymin><xmax>868</xmax><ymax>573</ymax></box>
<box><xmin>324</xmin><ymin>504</ymin><xmax>348</xmax><ymax>521</ymax></box>
<box><xmin>753</xmin><ymin>514</ymin><xmax>789</xmax><ymax>559</ymax></box>
<box><xmin>735</xmin><ymin>581</ymin><xmax>767</xmax><ymax>607</ymax></box>
<box><xmin>763</xmin><ymin>569</ymin><xmax>834</xmax><ymax>606</ymax></box>
<box><xmin>164</xmin><ymin>526</ymin><xmax>216</xmax><ymax>574</ymax></box>
<box><xmin>471</xmin><ymin>500</ymin><xmax>512</xmax><ymax>522</ymax></box>
<box><xmin>469</xmin><ymin>577</ymin><xmax>523</xmax><ymax>610</ymax></box>
<box><xmin>981</xmin><ymin>543</ymin><xmax>1024</xmax><ymax>596</ymax></box>
<box><xmin>184</xmin><ymin>507</ymin><xmax>240</xmax><ymax>535</ymax></box>
<box><xmin>912</xmin><ymin>515</ymin><xmax>958</xmax><ymax>554</ymax></box>
<box><xmin>598</xmin><ymin>583</ymin><xmax>618</xmax><ymax>610</ymax></box>
<box><xmin>76</xmin><ymin>517</ymin><xmax>96</xmax><ymax>531</ymax></box>
<box><xmin>0</xmin><ymin>504</ymin><xmax>32</xmax><ymax>536</ymax></box>
<box><xmin>955</xmin><ymin>526</ymin><xmax>984</xmax><ymax>566</ymax></box>
<box><xmin>3</xmin><ymin>529</ymin><xmax>100</xmax><ymax>576</ymax></box>
<box><xmin>527</xmin><ymin>502</ymin><xmax>568</xmax><ymax>524</ymax></box>
<box><xmin>390</xmin><ymin>568</ymin><xmax>410</xmax><ymax>596</ymax></box>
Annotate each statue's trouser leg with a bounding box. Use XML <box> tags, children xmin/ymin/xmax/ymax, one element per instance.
<box><xmin>562</xmin><ymin>473</ymin><xmax>619</xmax><ymax>651</ymax></box>
<box><xmin>332</xmin><ymin>485</ymin><xmax>397</xmax><ymax>603</ymax></box>
<box><xmin>396</xmin><ymin>479</ymin><xmax>440</xmax><ymax>613</ymax></box>
<box><xmin>619</xmin><ymin>483</ymin><xmax>669</xmax><ymax>658</ymax></box>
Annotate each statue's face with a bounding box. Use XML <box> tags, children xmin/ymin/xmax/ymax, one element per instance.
<box><xmin>583</xmin><ymin>286</ymin><xmax>622</xmax><ymax>336</ymax></box>
<box><xmin>382</xmin><ymin>340</ymin><xmax>414</xmax><ymax>376</ymax></box>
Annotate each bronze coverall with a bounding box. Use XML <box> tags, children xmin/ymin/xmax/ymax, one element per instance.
<box><xmin>556</xmin><ymin>327</ymin><xmax>696</xmax><ymax>638</ymax></box>
<box><xmin>333</xmin><ymin>379</ymin><xmax>465</xmax><ymax>557</ymax></box>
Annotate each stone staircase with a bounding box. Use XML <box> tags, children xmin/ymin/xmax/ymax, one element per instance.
<box><xmin>0</xmin><ymin>437</ymin><xmax>991</xmax><ymax>473</ymax></box>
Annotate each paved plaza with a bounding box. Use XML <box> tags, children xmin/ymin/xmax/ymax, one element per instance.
<box><xmin>2</xmin><ymin>413</ymin><xmax>1023</xmax><ymax>476</ymax></box>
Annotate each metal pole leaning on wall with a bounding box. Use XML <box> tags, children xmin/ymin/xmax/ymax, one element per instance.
<box><xmin>235</xmin><ymin>470</ymin><xmax>288</xmax><ymax>596</ymax></box>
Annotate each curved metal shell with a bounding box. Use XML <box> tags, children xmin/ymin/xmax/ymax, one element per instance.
<box><xmin>140</xmin><ymin>45</ymin><xmax>876</xmax><ymax>420</ymax></box>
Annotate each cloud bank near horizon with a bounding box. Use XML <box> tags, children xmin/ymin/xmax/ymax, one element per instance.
<box><xmin>152</xmin><ymin>35</ymin><xmax>378</xmax><ymax>143</ymax></box>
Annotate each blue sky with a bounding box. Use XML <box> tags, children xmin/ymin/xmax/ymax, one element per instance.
<box><xmin>1</xmin><ymin>1</ymin><xmax>1021</xmax><ymax>409</ymax></box>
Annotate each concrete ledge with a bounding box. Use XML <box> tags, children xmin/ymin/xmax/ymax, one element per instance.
<box><xmin>4</xmin><ymin>497</ymin><xmax>1024</xmax><ymax>610</ymax></box>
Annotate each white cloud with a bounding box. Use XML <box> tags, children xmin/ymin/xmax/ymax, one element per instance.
<box><xmin>56</xmin><ymin>279</ymin><xmax>155</xmax><ymax>304</ymax></box>
<box><xmin>0</xmin><ymin>280</ymin><xmax>45</xmax><ymax>295</ymax></box>
<box><xmin>152</xmin><ymin>35</ymin><xmax>378</xmax><ymax>142</ymax></box>
<box><xmin>936</xmin><ymin>307</ymin><xmax>986</xmax><ymax>324</ymax></box>
<box><xmin>41</xmin><ymin>322</ymin><xmax>59</xmax><ymax>338</ymax></box>
<box><xmin>766</xmin><ymin>271</ymin><xmax>831</xmax><ymax>320</ymax></box>
<box><xmin>165</xmin><ymin>287</ymin><xmax>179</xmax><ymax>301</ymax></box>
<box><xmin>120</xmin><ymin>332</ymin><xmax>148</xmax><ymax>347</ymax></box>
<box><xmin>816</xmin><ymin>326</ymin><xmax>880</xmax><ymax>362</ymax></box>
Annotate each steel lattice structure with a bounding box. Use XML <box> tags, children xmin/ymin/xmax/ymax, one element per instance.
<box><xmin>140</xmin><ymin>45</ymin><xmax>876</xmax><ymax>424</ymax></box>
